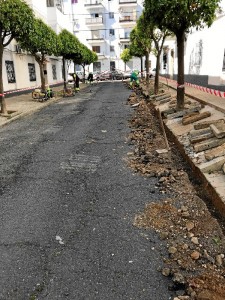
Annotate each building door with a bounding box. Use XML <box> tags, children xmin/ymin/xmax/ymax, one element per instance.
<box><xmin>110</xmin><ymin>61</ymin><xmax>115</xmax><ymax>71</ymax></box>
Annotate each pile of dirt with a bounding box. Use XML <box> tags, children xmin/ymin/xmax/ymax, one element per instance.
<box><xmin>126</xmin><ymin>86</ymin><xmax>225</xmax><ymax>300</ymax></box>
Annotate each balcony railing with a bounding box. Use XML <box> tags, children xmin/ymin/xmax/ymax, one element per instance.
<box><xmin>85</xmin><ymin>17</ymin><xmax>103</xmax><ymax>25</ymax></box>
<box><xmin>119</xmin><ymin>36</ymin><xmax>130</xmax><ymax>40</ymax></box>
<box><xmin>119</xmin><ymin>15</ymin><xmax>136</xmax><ymax>22</ymax></box>
<box><xmin>85</xmin><ymin>0</ymin><xmax>103</xmax><ymax>6</ymax></box>
<box><xmin>119</xmin><ymin>0</ymin><xmax>137</xmax><ymax>4</ymax></box>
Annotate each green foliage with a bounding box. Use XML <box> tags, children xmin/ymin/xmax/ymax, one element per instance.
<box><xmin>129</xmin><ymin>27</ymin><xmax>146</xmax><ymax>57</ymax></box>
<box><xmin>120</xmin><ymin>48</ymin><xmax>132</xmax><ymax>64</ymax></box>
<box><xmin>144</xmin><ymin>0</ymin><xmax>221</xmax><ymax>35</ymax></box>
<box><xmin>0</xmin><ymin>0</ymin><xmax>35</xmax><ymax>47</ymax></box>
<box><xmin>17</xmin><ymin>18</ymin><xmax>59</xmax><ymax>57</ymax></box>
<box><xmin>73</xmin><ymin>44</ymin><xmax>97</xmax><ymax>66</ymax></box>
<box><xmin>58</xmin><ymin>29</ymin><xmax>81</xmax><ymax>59</ymax></box>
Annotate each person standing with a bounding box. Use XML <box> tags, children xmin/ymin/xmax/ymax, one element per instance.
<box><xmin>75</xmin><ymin>73</ymin><xmax>80</xmax><ymax>92</ymax></box>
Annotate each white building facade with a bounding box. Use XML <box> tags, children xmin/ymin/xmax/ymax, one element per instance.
<box><xmin>160</xmin><ymin>0</ymin><xmax>225</xmax><ymax>91</ymax></box>
<box><xmin>2</xmin><ymin>0</ymin><xmax>74</xmax><ymax>94</ymax></box>
<box><xmin>72</xmin><ymin>0</ymin><xmax>144</xmax><ymax>73</ymax></box>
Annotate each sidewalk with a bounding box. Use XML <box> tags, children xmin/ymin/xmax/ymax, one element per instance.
<box><xmin>159</xmin><ymin>76</ymin><xmax>225</xmax><ymax>114</ymax></box>
<box><xmin>156</xmin><ymin>77</ymin><xmax>225</xmax><ymax>216</ymax></box>
<box><xmin>0</xmin><ymin>83</ymin><xmax>88</xmax><ymax>127</ymax></box>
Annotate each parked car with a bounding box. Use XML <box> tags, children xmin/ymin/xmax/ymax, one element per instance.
<box><xmin>111</xmin><ymin>70</ymin><xmax>124</xmax><ymax>80</ymax></box>
<box><xmin>94</xmin><ymin>71</ymin><xmax>112</xmax><ymax>81</ymax></box>
<box><xmin>122</xmin><ymin>70</ymin><xmax>131</xmax><ymax>79</ymax></box>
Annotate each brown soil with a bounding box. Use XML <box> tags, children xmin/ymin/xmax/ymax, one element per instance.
<box><xmin>126</xmin><ymin>82</ymin><xmax>225</xmax><ymax>300</ymax></box>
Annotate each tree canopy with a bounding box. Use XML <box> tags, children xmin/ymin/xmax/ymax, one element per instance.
<box><xmin>17</xmin><ymin>18</ymin><xmax>60</xmax><ymax>91</ymax></box>
<box><xmin>0</xmin><ymin>0</ymin><xmax>35</xmax><ymax>113</ymax></box>
<box><xmin>144</xmin><ymin>0</ymin><xmax>221</xmax><ymax>108</ymax></box>
<box><xmin>120</xmin><ymin>48</ymin><xmax>132</xmax><ymax>71</ymax></box>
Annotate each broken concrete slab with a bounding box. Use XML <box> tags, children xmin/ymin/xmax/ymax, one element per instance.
<box><xmin>167</xmin><ymin>105</ymin><xmax>202</xmax><ymax>120</ymax></box>
<box><xmin>198</xmin><ymin>156</ymin><xmax>225</xmax><ymax>173</ymax></box>
<box><xmin>210</xmin><ymin>122</ymin><xmax>225</xmax><ymax>139</ymax></box>
<box><xmin>190</xmin><ymin>132</ymin><xmax>215</xmax><ymax>144</ymax></box>
<box><xmin>154</xmin><ymin>93</ymin><xmax>171</xmax><ymax>101</ymax></box>
<box><xmin>205</xmin><ymin>143</ymin><xmax>225</xmax><ymax>161</ymax></box>
<box><xmin>193</xmin><ymin>137</ymin><xmax>225</xmax><ymax>153</ymax></box>
<box><xmin>194</xmin><ymin>119</ymin><xmax>225</xmax><ymax>130</ymax></box>
<box><xmin>189</xmin><ymin>128</ymin><xmax>212</xmax><ymax>137</ymax></box>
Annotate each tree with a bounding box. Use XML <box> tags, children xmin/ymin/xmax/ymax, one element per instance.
<box><xmin>134</xmin><ymin>13</ymin><xmax>153</xmax><ymax>84</ymax></box>
<box><xmin>144</xmin><ymin>0</ymin><xmax>221</xmax><ymax>109</ymax></box>
<box><xmin>18</xmin><ymin>18</ymin><xmax>59</xmax><ymax>92</ymax></box>
<box><xmin>58</xmin><ymin>29</ymin><xmax>81</xmax><ymax>91</ymax></box>
<box><xmin>0</xmin><ymin>0</ymin><xmax>34</xmax><ymax>114</ymax></box>
<box><xmin>72</xmin><ymin>45</ymin><xmax>97</xmax><ymax>82</ymax></box>
<box><xmin>129</xmin><ymin>27</ymin><xmax>147</xmax><ymax>78</ymax></box>
<box><xmin>120</xmin><ymin>48</ymin><xmax>132</xmax><ymax>71</ymax></box>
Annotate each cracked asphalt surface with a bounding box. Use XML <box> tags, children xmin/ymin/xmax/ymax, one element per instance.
<box><xmin>0</xmin><ymin>82</ymin><xmax>175</xmax><ymax>299</ymax></box>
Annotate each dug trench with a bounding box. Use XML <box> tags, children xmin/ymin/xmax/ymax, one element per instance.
<box><xmin>125</xmin><ymin>83</ymin><xmax>225</xmax><ymax>300</ymax></box>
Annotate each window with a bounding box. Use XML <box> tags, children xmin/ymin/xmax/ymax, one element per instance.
<box><xmin>28</xmin><ymin>63</ymin><xmax>36</xmax><ymax>82</ymax></box>
<box><xmin>109</xmin><ymin>29</ymin><xmax>115</xmax><ymax>36</ymax></box>
<box><xmin>92</xmin><ymin>46</ymin><xmax>101</xmax><ymax>53</ymax></box>
<box><xmin>5</xmin><ymin>61</ymin><xmax>16</xmax><ymax>83</ymax></box>
<box><xmin>93</xmin><ymin>62</ymin><xmax>101</xmax><ymax>72</ymax></box>
<box><xmin>110</xmin><ymin>45</ymin><xmax>114</xmax><ymax>52</ymax></box>
<box><xmin>124</xmin><ymin>44</ymin><xmax>130</xmax><ymax>49</ymax></box>
<box><xmin>109</xmin><ymin>12</ymin><xmax>114</xmax><ymax>19</ymax></box>
<box><xmin>52</xmin><ymin>65</ymin><xmax>57</xmax><ymax>80</ymax></box>
<box><xmin>46</xmin><ymin>0</ymin><xmax>54</xmax><ymax>6</ymax></box>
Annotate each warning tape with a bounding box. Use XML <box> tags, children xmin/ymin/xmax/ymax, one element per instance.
<box><xmin>161</xmin><ymin>76</ymin><xmax>225</xmax><ymax>99</ymax></box>
<box><xmin>0</xmin><ymin>81</ymin><xmax>63</xmax><ymax>96</ymax></box>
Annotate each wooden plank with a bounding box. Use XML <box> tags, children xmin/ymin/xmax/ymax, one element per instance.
<box><xmin>182</xmin><ymin>111</ymin><xmax>211</xmax><ymax>125</ymax></box>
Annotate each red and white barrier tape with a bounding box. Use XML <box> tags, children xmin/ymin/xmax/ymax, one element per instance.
<box><xmin>0</xmin><ymin>81</ymin><xmax>63</xmax><ymax>96</ymax></box>
<box><xmin>161</xmin><ymin>76</ymin><xmax>225</xmax><ymax>99</ymax></box>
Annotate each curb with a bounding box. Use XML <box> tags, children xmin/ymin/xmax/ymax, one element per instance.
<box><xmin>143</xmin><ymin>82</ymin><xmax>225</xmax><ymax>217</ymax></box>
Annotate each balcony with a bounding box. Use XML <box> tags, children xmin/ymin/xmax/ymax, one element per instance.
<box><xmin>119</xmin><ymin>14</ymin><xmax>137</xmax><ymax>26</ymax></box>
<box><xmin>119</xmin><ymin>0</ymin><xmax>137</xmax><ymax>7</ymax></box>
<box><xmin>119</xmin><ymin>36</ymin><xmax>130</xmax><ymax>43</ymax></box>
<box><xmin>86</xmin><ymin>37</ymin><xmax>105</xmax><ymax>44</ymax></box>
<box><xmin>85</xmin><ymin>17</ymin><xmax>104</xmax><ymax>27</ymax></box>
<box><xmin>84</xmin><ymin>0</ymin><xmax>104</xmax><ymax>9</ymax></box>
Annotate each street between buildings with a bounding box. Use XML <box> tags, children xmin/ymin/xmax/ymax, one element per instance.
<box><xmin>0</xmin><ymin>82</ymin><xmax>175</xmax><ymax>300</ymax></box>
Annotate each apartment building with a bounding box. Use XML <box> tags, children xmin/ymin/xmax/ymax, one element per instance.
<box><xmin>72</xmin><ymin>0</ymin><xmax>144</xmax><ymax>73</ymax></box>
<box><xmin>2</xmin><ymin>0</ymin><xmax>73</xmax><ymax>93</ymax></box>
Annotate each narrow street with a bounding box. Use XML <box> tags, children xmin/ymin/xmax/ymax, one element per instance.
<box><xmin>0</xmin><ymin>82</ymin><xmax>175</xmax><ymax>300</ymax></box>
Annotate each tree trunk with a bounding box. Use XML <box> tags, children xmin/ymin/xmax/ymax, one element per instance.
<box><xmin>124</xmin><ymin>62</ymin><xmax>126</xmax><ymax>71</ymax></box>
<box><xmin>176</xmin><ymin>31</ymin><xmax>185</xmax><ymax>109</ymax></box>
<box><xmin>39</xmin><ymin>63</ymin><xmax>46</xmax><ymax>92</ymax></box>
<box><xmin>62</xmin><ymin>57</ymin><xmax>67</xmax><ymax>91</ymax></box>
<box><xmin>154</xmin><ymin>53</ymin><xmax>161</xmax><ymax>95</ymax></box>
<box><xmin>0</xmin><ymin>43</ymin><xmax>7</xmax><ymax>114</ymax></box>
<box><xmin>145</xmin><ymin>52</ymin><xmax>150</xmax><ymax>83</ymax></box>
<box><xmin>140</xmin><ymin>57</ymin><xmax>143</xmax><ymax>78</ymax></box>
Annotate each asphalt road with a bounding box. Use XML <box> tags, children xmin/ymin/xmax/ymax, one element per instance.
<box><xmin>0</xmin><ymin>82</ymin><xmax>174</xmax><ymax>300</ymax></box>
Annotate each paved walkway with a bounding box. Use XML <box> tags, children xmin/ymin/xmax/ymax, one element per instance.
<box><xmin>1</xmin><ymin>78</ymin><xmax>225</xmax><ymax>127</ymax></box>
<box><xmin>160</xmin><ymin>76</ymin><xmax>225</xmax><ymax>113</ymax></box>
